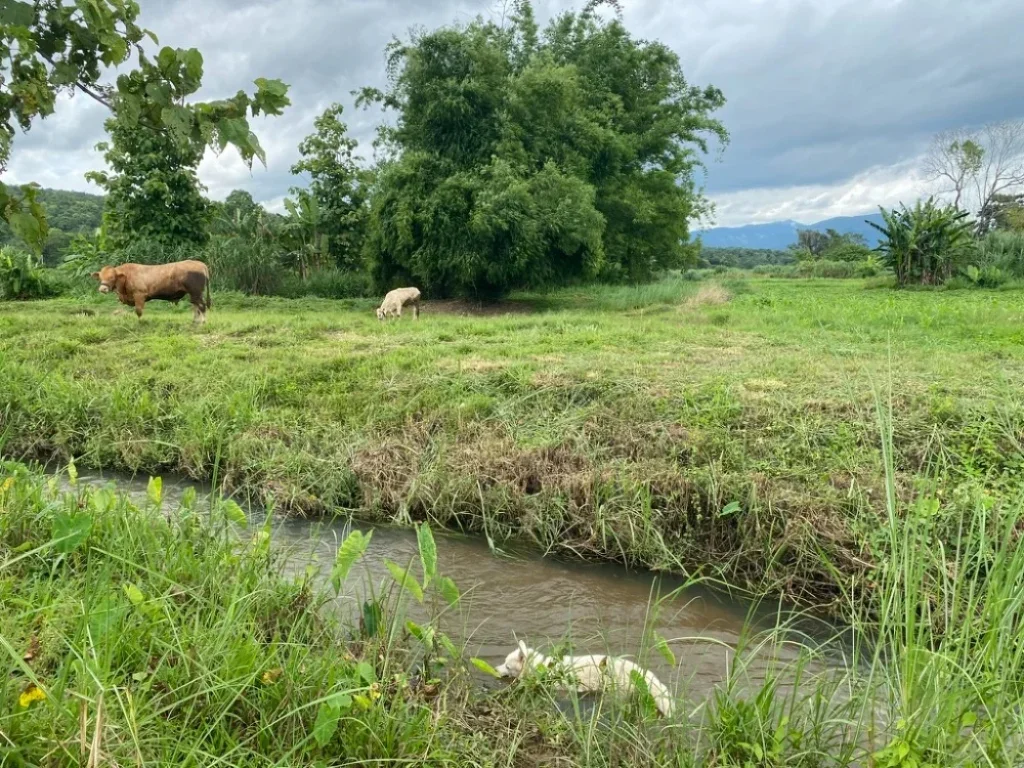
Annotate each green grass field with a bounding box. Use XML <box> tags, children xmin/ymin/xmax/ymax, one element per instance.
<box><xmin>3</xmin><ymin>277</ymin><xmax>1024</xmax><ymax>606</ymax></box>
<box><xmin>4</xmin><ymin>277</ymin><xmax>1024</xmax><ymax>765</ymax></box>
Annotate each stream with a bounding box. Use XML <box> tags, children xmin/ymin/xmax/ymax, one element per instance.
<box><xmin>70</xmin><ymin>468</ymin><xmax>851</xmax><ymax>701</ymax></box>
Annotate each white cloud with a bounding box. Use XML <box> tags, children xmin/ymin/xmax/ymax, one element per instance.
<box><xmin>4</xmin><ymin>0</ymin><xmax>1024</xmax><ymax>225</ymax></box>
<box><xmin>711</xmin><ymin>157</ymin><xmax>931</xmax><ymax>226</ymax></box>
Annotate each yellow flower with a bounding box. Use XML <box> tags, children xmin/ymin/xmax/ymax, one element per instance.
<box><xmin>1</xmin><ymin>477</ymin><xmax>13</xmax><ymax>495</ymax></box>
<box><xmin>261</xmin><ymin>668</ymin><xmax>283</xmax><ymax>685</ymax></box>
<box><xmin>19</xmin><ymin>684</ymin><xmax>45</xmax><ymax>708</ymax></box>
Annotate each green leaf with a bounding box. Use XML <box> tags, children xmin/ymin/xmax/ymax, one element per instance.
<box><xmin>145</xmin><ymin>81</ymin><xmax>172</xmax><ymax>108</ymax></box>
<box><xmin>356</xmin><ymin>661</ymin><xmax>375</xmax><ymax>685</ymax></box>
<box><xmin>156</xmin><ymin>46</ymin><xmax>178</xmax><ymax>75</ymax></box>
<box><xmin>719</xmin><ymin>501</ymin><xmax>741</xmax><ymax>517</ymax></box>
<box><xmin>160</xmin><ymin>105</ymin><xmax>195</xmax><ymax>145</ymax></box>
<box><xmin>52</xmin><ymin>510</ymin><xmax>93</xmax><ymax>554</ymax></box>
<box><xmin>181</xmin><ymin>486</ymin><xmax>197</xmax><ymax>510</ymax></box>
<box><xmin>9</xmin><ymin>211</ymin><xmax>42</xmax><ymax>251</ymax></box>
<box><xmin>87</xmin><ymin>596</ymin><xmax>124</xmax><ymax>640</ymax></box>
<box><xmin>217</xmin><ymin>117</ymin><xmax>251</xmax><ymax>152</ymax></box>
<box><xmin>147</xmin><ymin>476</ymin><xmax>163</xmax><ymax>506</ymax></box>
<box><xmin>385</xmin><ymin>561</ymin><xmax>424</xmax><ymax>603</ymax></box>
<box><xmin>438</xmin><ymin>633</ymin><xmax>459</xmax><ymax>659</ymax></box>
<box><xmin>406</xmin><ymin>620</ymin><xmax>434</xmax><ymax>649</ymax></box>
<box><xmin>222</xmin><ymin>499</ymin><xmax>247</xmax><ymax>526</ymax></box>
<box><xmin>67</xmin><ymin>457</ymin><xmax>78</xmax><ymax>486</ymax></box>
<box><xmin>247</xmin><ymin>130</ymin><xmax>267</xmax><ymax>167</ymax></box>
<box><xmin>99</xmin><ymin>32</ymin><xmax>128</xmax><ymax>65</ymax></box>
<box><xmin>180</xmin><ymin>48</ymin><xmax>203</xmax><ymax>81</ymax></box>
<box><xmin>416</xmin><ymin>523</ymin><xmax>437</xmax><ymax>587</ymax></box>
<box><xmin>471</xmin><ymin>658</ymin><xmax>501</xmax><ymax>678</ymax></box>
<box><xmin>961</xmin><ymin>711</ymin><xmax>977</xmax><ymax>728</ymax></box>
<box><xmin>252</xmin><ymin>77</ymin><xmax>291</xmax><ymax>116</ymax></box>
<box><xmin>361</xmin><ymin>599</ymin><xmax>382</xmax><ymax>638</ymax></box>
<box><xmin>312</xmin><ymin>693</ymin><xmax>351</xmax><ymax>747</ymax></box>
<box><xmin>0</xmin><ymin>0</ymin><xmax>33</xmax><ymax>26</ymax></box>
<box><xmin>654</xmin><ymin>633</ymin><xmax>676</xmax><ymax>667</ymax></box>
<box><xmin>51</xmin><ymin>61</ymin><xmax>81</xmax><ymax>87</ymax></box>
<box><xmin>405</xmin><ymin>619</ymin><xmax>424</xmax><ymax>641</ymax></box>
<box><xmin>123</xmin><ymin>583</ymin><xmax>145</xmax><ymax>606</ymax></box>
<box><xmin>330</xmin><ymin>529</ymin><xmax>372</xmax><ymax>595</ymax></box>
<box><xmin>438</xmin><ymin>576</ymin><xmax>460</xmax><ymax>607</ymax></box>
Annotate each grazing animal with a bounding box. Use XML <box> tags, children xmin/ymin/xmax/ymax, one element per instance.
<box><xmin>376</xmin><ymin>287</ymin><xmax>421</xmax><ymax>321</ymax></box>
<box><xmin>495</xmin><ymin>640</ymin><xmax>675</xmax><ymax>717</ymax></box>
<box><xmin>91</xmin><ymin>261</ymin><xmax>211</xmax><ymax>323</ymax></box>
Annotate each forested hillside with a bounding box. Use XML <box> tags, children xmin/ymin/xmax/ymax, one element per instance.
<box><xmin>0</xmin><ymin>187</ymin><xmax>105</xmax><ymax>265</ymax></box>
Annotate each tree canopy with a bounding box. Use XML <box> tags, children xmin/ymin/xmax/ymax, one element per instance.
<box><xmin>291</xmin><ymin>103</ymin><xmax>369</xmax><ymax>269</ymax></box>
<box><xmin>789</xmin><ymin>228</ymin><xmax>870</xmax><ymax>262</ymax></box>
<box><xmin>87</xmin><ymin>104</ymin><xmax>211</xmax><ymax>248</ymax></box>
<box><xmin>361</xmin><ymin>0</ymin><xmax>726</xmax><ymax>298</ymax></box>
<box><xmin>0</xmin><ymin>0</ymin><xmax>290</xmax><ymax>250</ymax></box>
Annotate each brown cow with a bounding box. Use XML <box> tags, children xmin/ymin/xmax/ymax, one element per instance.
<box><xmin>91</xmin><ymin>261</ymin><xmax>211</xmax><ymax>323</ymax></box>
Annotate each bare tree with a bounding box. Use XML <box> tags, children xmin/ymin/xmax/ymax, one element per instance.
<box><xmin>924</xmin><ymin>129</ymin><xmax>982</xmax><ymax>210</ymax></box>
<box><xmin>924</xmin><ymin>120</ymin><xmax>1024</xmax><ymax>232</ymax></box>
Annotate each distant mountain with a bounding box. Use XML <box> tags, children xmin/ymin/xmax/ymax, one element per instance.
<box><xmin>698</xmin><ymin>212</ymin><xmax>885</xmax><ymax>250</ymax></box>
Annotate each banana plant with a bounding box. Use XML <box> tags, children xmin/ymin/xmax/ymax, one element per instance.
<box><xmin>868</xmin><ymin>198</ymin><xmax>974</xmax><ymax>286</ymax></box>
<box><xmin>281</xmin><ymin>190</ymin><xmax>330</xmax><ymax>279</ymax></box>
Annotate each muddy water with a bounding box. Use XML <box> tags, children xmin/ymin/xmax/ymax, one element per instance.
<box><xmin>73</xmin><ymin>470</ymin><xmax>846</xmax><ymax>699</ymax></box>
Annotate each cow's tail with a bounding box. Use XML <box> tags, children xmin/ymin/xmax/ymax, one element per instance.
<box><xmin>205</xmin><ymin>271</ymin><xmax>212</xmax><ymax>309</ymax></box>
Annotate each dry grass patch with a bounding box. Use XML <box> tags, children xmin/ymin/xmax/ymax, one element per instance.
<box><xmin>684</xmin><ymin>283</ymin><xmax>732</xmax><ymax>308</ymax></box>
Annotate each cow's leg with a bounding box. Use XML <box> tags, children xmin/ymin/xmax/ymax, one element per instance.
<box><xmin>134</xmin><ymin>296</ymin><xmax>146</xmax><ymax>319</ymax></box>
<box><xmin>412</xmin><ymin>300</ymin><xmax>420</xmax><ymax>320</ymax></box>
<box><xmin>190</xmin><ymin>293</ymin><xmax>205</xmax><ymax>324</ymax></box>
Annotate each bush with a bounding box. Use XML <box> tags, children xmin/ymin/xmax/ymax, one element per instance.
<box><xmin>0</xmin><ymin>247</ymin><xmax>61</xmax><ymax>300</ymax></box>
<box><xmin>974</xmin><ymin>230</ymin><xmax>1024</xmax><ymax>277</ymax></box>
<box><xmin>822</xmin><ymin>242</ymin><xmax>874</xmax><ymax>263</ymax></box>
<box><xmin>977</xmin><ymin>266</ymin><xmax>1009</xmax><ymax>288</ymax></box>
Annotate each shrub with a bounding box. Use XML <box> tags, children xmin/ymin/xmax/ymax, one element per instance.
<box><xmin>0</xmin><ymin>247</ymin><xmax>59</xmax><ymax>299</ymax></box>
<box><xmin>974</xmin><ymin>230</ymin><xmax>1024</xmax><ymax>277</ymax></box>
<box><xmin>822</xmin><ymin>242</ymin><xmax>874</xmax><ymax>263</ymax></box>
<box><xmin>975</xmin><ymin>265</ymin><xmax>1009</xmax><ymax>288</ymax></box>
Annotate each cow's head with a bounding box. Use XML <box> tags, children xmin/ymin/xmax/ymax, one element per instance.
<box><xmin>91</xmin><ymin>266</ymin><xmax>119</xmax><ymax>294</ymax></box>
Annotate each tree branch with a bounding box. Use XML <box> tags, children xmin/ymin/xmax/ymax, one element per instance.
<box><xmin>37</xmin><ymin>51</ymin><xmax>115</xmax><ymax>111</ymax></box>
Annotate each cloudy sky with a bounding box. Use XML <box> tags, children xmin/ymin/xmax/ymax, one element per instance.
<box><xmin>7</xmin><ymin>0</ymin><xmax>1024</xmax><ymax>227</ymax></box>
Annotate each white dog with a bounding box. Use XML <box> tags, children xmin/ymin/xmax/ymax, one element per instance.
<box><xmin>495</xmin><ymin>640</ymin><xmax>675</xmax><ymax>717</ymax></box>
<box><xmin>376</xmin><ymin>287</ymin><xmax>421</xmax><ymax>321</ymax></box>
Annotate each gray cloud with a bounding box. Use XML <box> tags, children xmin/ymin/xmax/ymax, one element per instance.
<box><xmin>6</xmin><ymin>0</ymin><xmax>1023</xmax><ymax>226</ymax></box>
